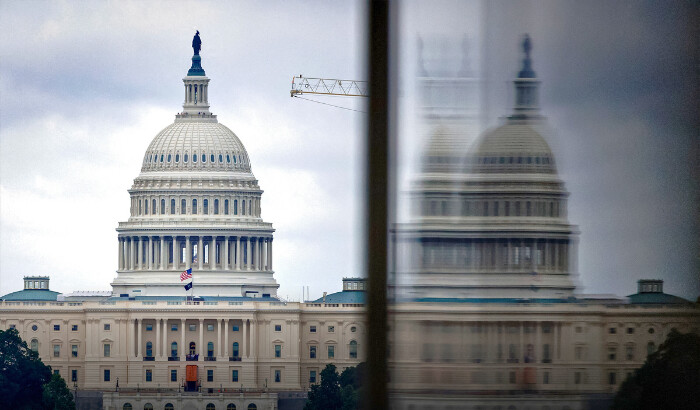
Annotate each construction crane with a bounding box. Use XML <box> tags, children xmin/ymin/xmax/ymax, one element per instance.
<box><xmin>290</xmin><ymin>75</ymin><xmax>368</xmax><ymax>98</ymax></box>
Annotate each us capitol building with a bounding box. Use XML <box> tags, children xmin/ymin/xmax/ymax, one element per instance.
<box><xmin>1</xmin><ymin>35</ymin><xmax>697</xmax><ymax>410</ymax></box>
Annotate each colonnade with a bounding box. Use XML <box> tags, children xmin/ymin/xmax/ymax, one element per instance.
<box><xmin>185</xmin><ymin>82</ymin><xmax>208</xmax><ymax>105</ymax></box>
<box><xmin>118</xmin><ymin>235</ymin><xmax>272</xmax><ymax>272</ymax></box>
<box><xmin>410</xmin><ymin>321</ymin><xmax>562</xmax><ymax>364</ymax></box>
<box><xmin>406</xmin><ymin>238</ymin><xmax>570</xmax><ymax>272</ymax></box>
<box><xmin>129</xmin><ymin>318</ymin><xmax>257</xmax><ymax>361</ymax></box>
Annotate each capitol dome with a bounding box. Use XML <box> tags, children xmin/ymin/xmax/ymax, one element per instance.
<box><xmin>112</xmin><ymin>35</ymin><xmax>278</xmax><ymax>299</ymax></box>
<box><xmin>141</xmin><ymin>121</ymin><xmax>252</xmax><ymax>173</ymax></box>
<box><xmin>398</xmin><ymin>35</ymin><xmax>578</xmax><ymax>301</ymax></box>
<box><xmin>469</xmin><ymin>123</ymin><xmax>557</xmax><ymax>174</ymax></box>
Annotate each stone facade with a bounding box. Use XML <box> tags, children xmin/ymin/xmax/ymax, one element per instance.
<box><xmin>1</xmin><ymin>37</ymin><xmax>698</xmax><ymax>410</ymax></box>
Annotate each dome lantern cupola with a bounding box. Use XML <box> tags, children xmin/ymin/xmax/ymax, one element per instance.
<box><xmin>182</xmin><ymin>31</ymin><xmax>211</xmax><ymax>115</ymax></box>
<box><xmin>511</xmin><ymin>34</ymin><xmax>541</xmax><ymax>119</ymax></box>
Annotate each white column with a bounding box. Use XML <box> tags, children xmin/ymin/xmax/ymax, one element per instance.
<box><xmin>128</xmin><ymin>319</ymin><xmax>135</xmax><ymax>358</ymax></box>
<box><xmin>160</xmin><ymin>236</ymin><xmax>166</xmax><ymax>270</ymax></box>
<box><xmin>236</xmin><ymin>237</ymin><xmax>241</xmax><ymax>270</ymax></box>
<box><xmin>118</xmin><ymin>239</ymin><xmax>124</xmax><ymax>270</ymax></box>
<box><xmin>261</xmin><ymin>238</ymin><xmax>267</xmax><ymax>270</ymax></box>
<box><xmin>224</xmin><ymin>320</ymin><xmax>229</xmax><ymax>357</ymax></box>
<box><xmin>251</xmin><ymin>238</ymin><xmax>257</xmax><ymax>270</ymax></box>
<box><xmin>148</xmin><ymin>237</ymin><xmax>153</xmax><ymax>270</ymax></box>
<box><xmin>137</xmin><ymin>238</ymin><xmax>143</xmax><ymax>270</ymax></box>
<box><xmin>251</xmin><ymin>320</ymin><xmax>257</xmax><ymax>359</ymax></box>
<box><xmin>242</xmin><ymin>319</ymin><xmax>248</xmax><ymax>358</ymax></box>
<box><xmin>269</xmin><ymin>238</ymin><xmax>273</xmax><ymax>270</ymax></box>
<box><xmin>198</xmin><ymin>319</ymin><xmax>204</xmax><ymax>360</ymax></box>
<box><xmin>130</xmin><ymin>238</ymin><xmax>135</xmax><ymax>270</ymax></box>
<box><xmin>210</xmin><ymin>237</ymin><xmax>216</xmax><ymax>270</ymax></box>
<box><xmin>519</xmin><ymin>322</ymin><xmax>524</xmax><ymax>362</ymax></box>
<box><xmin>245</xmin><ymin>236</ymin><xmax>253</xmax><ymax>270</ymax></box>
<box><xmin>536</xmin><ymin>321</ymin><xmax>542</xmax><ymax>363</ymax></box>
<box><xmin>86</xmin><ymin>319</ymin><xmax>92</xmax><ymax>357</ymax></box>
<box><xmin>163</xmin><ymin>319</ymin><xmax>168</xmax><ymax>358</ymax></box>
<box><xmin>156</xmin><ymin>318</ymin><xmax>161</xmax><ymax>357</ymax></box>
<box><xmin>217</xmin><ymin>319</ymin><xmax>222</xmax><ymax>357</ymax></box>
<box><xmin>137</xmin><ymin>319</ymin><xmax>142</xmax><ymax>358</ymax></box>
<box><xmin>224</xmin><ymin>237</ymin><xmax>229</xmax><ymax>270</ymax></box>
<box><xmin>186</xmin><ymin>237</ymin><xmax>191</xmax><ymax>269</ymax></box>
<box><xmin>174</xmin><ymin>238</ymin><xmax>180</xmax><ymax>271</ymax></box>
<box><xmin>180</xmin><ymin>319</ymin><xmax>186</xmax><ymax>360</ymax></box>
<box><xmin>198</xmin><ymin>237</ymin><xmax>203</xmax><ymax>270</ymax></box>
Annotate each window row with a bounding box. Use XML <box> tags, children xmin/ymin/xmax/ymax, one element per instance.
<box><xmin>421</xmin><ymin>342</ymin><xmax>551</xmax><ymax>363</ymax></box>
<box><xmin>30</xmin><ymin>341</ymin><xmax>81</xmax><ymax>358</ymax></box>
<box><xmin>422</xmin><ymin>198</ymin><xmax>565</xmax><ymax>218</ymax></box>
<box><xmin>417</xmin><ymin>239</ymin><xmax>570</xmax><ymax>271</ymax></box>
<box><xmin>122</xmin><ymin>403</ymin><xmax>257</xmax><ymax>410</ymax></box>
<box><xmin>608</xmin><ymin>325</ymin><xmax>660</xmax><ymax>335</ymax></box>
<box><xmin>474</xmin><ymin>154</ymin><xmax>554</xmax><ymax>166</ymax></box>
<box><xmin>145</xmin><ymin>151</ymin><xmax>244</xmax><ymax>166</ymax></box>
<box><xmin>133</xmin><ymin>197</ymin><xmax>259</xmax><ymax>217</ymax></box>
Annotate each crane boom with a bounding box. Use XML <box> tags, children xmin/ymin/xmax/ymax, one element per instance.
<box><xmin>290</xmin><ymin>75</ymin><xmax>368</xmax><ymax>97</ymax></box>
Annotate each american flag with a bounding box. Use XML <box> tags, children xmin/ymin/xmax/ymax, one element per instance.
<box><xmin>180</xmin><ymin>268</ymin><xmax>192</xmax><ymax>282</ymax></box>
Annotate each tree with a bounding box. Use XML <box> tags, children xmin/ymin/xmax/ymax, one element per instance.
<box><xmin>43</xmin><ymin>373</ymin><xmax>76</xmax><ymax>410</ymax></box>
<box><xmin>612</xmin><ymin>330</ymin><xmax>700</xmax><ymax>410</ymax></box>
<box><xmin>305</xmin><ymin>363</ymin><xmax>365</xmax><ymax>410</ymax></box>
<box><xmin>0</xmin><ymin>328</ymin><xmax>75</xmax><ymax>410</ymax></box>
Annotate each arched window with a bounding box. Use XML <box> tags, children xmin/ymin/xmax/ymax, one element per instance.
<box><xmin>242</xmin><ymin>200</ymin><xmax>246</xmax><ymax>216</ymax></box>
<box><xmin>227</xmin><ymin>404</ymin><xmax>236</xmax><ymax>410</ymax></box>
<box><xmin>167</xmin><ymin>154</ymin><xmax>171</xmax><ymax>162</ymax></box>
<box><xmin>184</xmin><ymin>154</ymin><xmax>189</xmax><ymax>163</ymax></box>
<box><xmin>152</xmin><ymin>199</ymin><xmax>156</xmax><ymax>215</ymax></box>
<box><xmin>211</xmin><ymin>154</ymin><xmax>215</xmax><ymax>163</ymax></box>
<box><xmin>171</xmin><ymin>342</ymin><xmax>178</xmax><ymax>357</ymax></box>
<box><xmin>181</xmin><ymin>199</ymin><xmax>186</xmax><ymax>214</ymax></box>
<box><xmin>207</xmin><ymin>342</ymin><xmax>214</xmax><ymax>357</ymax></box>
<box><xmin>647</xmin><ymin>341</ymin><xmax>656</xmax><ymax>356</ymax></box>
<box><xmin>214</xmin><ymin>199</ymin><xmax>219</xmax><ymax>215</ymax></box>
<box><xmin>234</xmin><ymin>200</ymin><xmax>238</xmax><ymax>215</ymax></box>
<box><xmin>193</xmin><ymin>199</ymin><xmax>198</xmax><ymax>214</ymax></box>
<box><xmin>144</xmin><ymin>200</ymin><xmax>149</xmax><ymax>214</ymax></box>
<box><xmin>219</xmin><ymin>154</ymin><xmax>223</xmax><ymax>163</ymax></box>
<box><xmin>31</xmin><ymin>339</ymin><xmax>38</xmax><ymax>351</ymax></box>
<box><xmin>227</xmin><ymin>154</ymin><xmax>231</xmax><ymax>163</ymax></box>
<box><xmin>171</xmin><ymin>199</ymin><xmax>175</xmax><ymax>214</ymax></box>
<box><xmin>189</xmin><ymin>342</ymin><xmax>196</xmax><ymax>355</ymax></box>
<box><xmin>224</xmin><ymin>199</ymin><xmax>229</xmax><ymax>215</ymax></box>
<box><xmin>123</xmin><ymin>404</ymin><xmax>132</xmax><ymax>410</ymax></box>
<box><xmin>202</xmin><ymin>154</ymin><xmax>207</xmax><ymax>163</ymax></box>
<box><xmin>234</xmin><ymin>156</ymin><xmax>237</xmax><ymax>164</ymax></box>
<box><xmin>139</xmin><ymin>200</ymin><xmax>142</xmax><ymax>215</ymax></box>
<box><xmin>165</xmin><ymin>404</ymin><xmax>174</xmax><ymax>410</ymax></box>
<box><xmin>146</xmin><ymin>341</ymin><xmax>153</xmax><ymax>357</ymax></box>
<box><xmin>206</xmin><ymin>404</ymin><xmax>215</xmax><ymax>410</ymax></box>
<box><xmin>247</xmin><ymin>404</ymin><xmax>257</xmax><ymax>410</ymax></box>
<box><xmin>160</xmin><ymin>155</ymin><xmax>164</xmax><ymax>162</ymax></box>
<box><xmin>232</xmin><ymin>342</ymin><xmax>239</xmax><ymax>358</ymax></box>
<box><xmin>144</xmin><ymin>404</ymin><xmax>153</xmax><ymax>410</ymax></box>
<box><xmin>349</xmin><ymin>340</ymin><xmax>358</xmax><ymax>358</ymax></box>
<box><xmin>203</xmin><ymin>199</ymin><xmax>209</xmax><ymax>214</ymax></box>
<box><xmin>193</xmin><ymin>153</ymin><xmax>198</xmax><ymax>163</ymax></box>
<box><xmin>176</xmin><ymin>154</ymin><xmax>180</xmax><ymax>163</ymax></box>
<box><xmin>161</xmin><ymin>199</ymin><xmax>165</xmax><ymax>214</ymax></box>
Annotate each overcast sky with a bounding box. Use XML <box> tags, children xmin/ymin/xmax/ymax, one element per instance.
<box><xmin>1</xmin><ymin>1</ymin><xmax>697</xmax><ymax>301</ymax></box>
